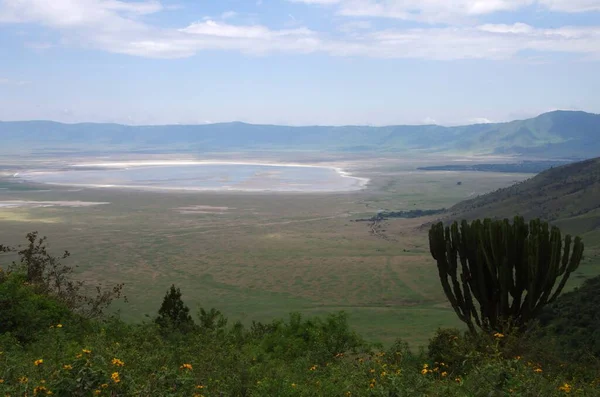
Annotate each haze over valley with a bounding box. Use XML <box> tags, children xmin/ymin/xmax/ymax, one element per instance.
<box><xmin>2</xmin><ymin>1</ymin><xmax>600</xmax><ymax>394</ymax></box>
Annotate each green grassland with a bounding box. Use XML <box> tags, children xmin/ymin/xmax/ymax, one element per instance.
<box><xmin>2</xmin><ymin>157</ymin><xmax>597</xmax><ymax>347</ymax></box>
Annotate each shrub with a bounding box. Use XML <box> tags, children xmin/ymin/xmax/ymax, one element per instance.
<box><xmin>0</xmin><ymin>272</ymin><xmax>74</xmax><ymax>344</ymax></box>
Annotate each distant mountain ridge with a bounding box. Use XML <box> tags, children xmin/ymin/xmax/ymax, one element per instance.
<box><xmin>1</xmin><ymin>110</ymin><xmax>599</xmax><ymax>157</ymax></box>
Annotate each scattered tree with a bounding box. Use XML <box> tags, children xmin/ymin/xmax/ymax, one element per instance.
<box><xmin>155</xmin><ymin>284</ymin><xmax>195</xmax><ymax>332</ymax></box>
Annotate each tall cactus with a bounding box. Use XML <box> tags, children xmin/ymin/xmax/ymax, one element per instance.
<box><xmin>428</xmin><ymin>217</ymin><xmax>584</xmax><ymax>334</ymax></box>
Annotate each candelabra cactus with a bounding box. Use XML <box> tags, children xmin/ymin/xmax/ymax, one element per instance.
<box><xmin>428</xmin><ymin>216</ymin><xmax>584</xmax><ymax>334</ymax></box>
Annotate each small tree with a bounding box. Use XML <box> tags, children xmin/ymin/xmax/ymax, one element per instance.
<box><xmin>428</xmin><ymin>217</ymin><xmax>584</xmax><ymax>334</ymax></box>
<box><xmin>155</xmin><ymin>284</ymin><xmax>195</xmax><ymax>332</ymax></box>
<box><xmin>2</xmin><ymin>232</ymin><xmax>125</xmax><ymax>318</ymax></box>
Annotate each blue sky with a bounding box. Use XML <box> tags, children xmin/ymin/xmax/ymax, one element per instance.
<box><xmin>0</xmin><ymin>0</ymin><xmax>599</xmax><ymax>126</ymax></box>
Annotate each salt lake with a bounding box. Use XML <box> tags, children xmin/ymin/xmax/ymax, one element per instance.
<box><xmin>18</xmin><ymin>162</ymin><xmax>368</xmax><ymax>192</ymax></box>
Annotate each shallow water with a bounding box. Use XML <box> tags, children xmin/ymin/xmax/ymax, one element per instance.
<box><xmin>19</xmin><ymin>164</ymin><xmax>366</xmax><ymax>192</ymax></box>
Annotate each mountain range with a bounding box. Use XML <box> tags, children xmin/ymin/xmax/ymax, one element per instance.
<box><xmin>1</xmin><ymin>110</ymin><xmax>599</xmax><ymax>157</ymax></box>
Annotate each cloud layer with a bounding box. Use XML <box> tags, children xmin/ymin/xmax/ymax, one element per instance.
<box><xmin>0</xmin><ymin>0</ymin><xmax>599</xmax><ymax>59</ymax></box>
<box><xmin>292</xmin><ymin>0</ymin><xmax>600</xmax><ymax>22</ymax></box>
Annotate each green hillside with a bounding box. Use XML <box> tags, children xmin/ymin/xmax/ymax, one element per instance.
<box><xmin>447</xmin><ymin>157</ymin><xmax>600</xmax><ymax>235</ymax></box>
<box><xmin>1</xmin><ymin>110</ymin><xmax>599</xmax><ymax>157</ymax></box>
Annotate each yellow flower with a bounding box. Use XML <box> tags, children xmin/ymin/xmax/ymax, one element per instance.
<box><xmin>19</xmin><ymin>376</ymin><xmax>28</xmax><ymax>384</ymax></box>
<box><xmin>111</xmin><ymin>372</ymin><xmax>120</xmax><ymax>383</ymax></box>
<box><xmin>196</xmin><ymin>385</ymin><xmax>205</xmax><ymax>389</ymax></box>
<box><xmin>309</xmin><ymin>365</ymin><xmax>318</xmax><ymax>371</ymax></box>
<box><xmin>76</xmin><ymin>354</ymin><xmax>83</xmax><ymax>359</ymax></box>
<box><xmin>559</xmin><ymin>383</ymin><xmax>572</xmax><ymax>393</ymax></box>
<box><xmin>381</xmin><ymin>371</ymin><xmax>386</xmax><ymax>377</ymax></box>
<box><xmin>94</xmin><ymin>391</ymin><xmax>101</xmax><ymax>395</ymax></box>
<box><xmin>369</xmin><ymin>383</ymin><xmax>375</xmax><ymax>388</ymax></box>
<box><xmin>423</xmin><ymin>363</ymin><xmax>429</xmax><ymax>369</ymax></box>
<box><xmin>34</xmin><ymin>359</ymin><xmax>44</xmax><ymax>366</ymax></box>
<box><xmin>421</xmin><ymin>369</ymin><xmax>428</xmax><ymax>375</ymax></box>
<box><xmin>56</xmin><ymin>324</ymin><xmax>63</xmax><ymax>328</ymax></box>
<box><xmin>82</xmin><ymin>349</ymin><xmax>92</xmax><ymax>354</ymax></box>
<box><xmin>369</xmin><ymin>368</ymin><xmax>375</xmax><ymax>373</ymax></box>
<box><xmin>0</xmin><ymin>379</ymin><xmax>4</xmax><ymax>384</ymax></box>
<box><xmin>534</xmin><ymin>368</ymin><xmax>543</xmax><ymax>373</ymax></box>
<box><xmin>291</xmin><ymin>383</ymin><xmax>297</xmax><ymax>388</ymax></box>
<box><xmin>493</xmin><ymin>332</ymin><xmax>505</xmax><ymax>339</ymax></box>
<box><xmin>441</xmin><ymin>371</ymin><xmax>448</xmax><ymax>377</ymax></box>
<box><xmin>346</xmin><ymin>392</ymin><xmax>351</xmax><ymax>396</ymax></box>
<box><xmin>455</xmin><ymin>377</ymin><xmax>462</xmax><ymax>384</ymax></box>
<box><xmin>112</xmin><ymin>358</ymin><xmax>125</xmax><ymax>367</ymax></box>
<box><xmin>101</xmin><ymin>383</ymin><xmax>109</xmax><ymax>389</ymax></box>
<box><xmin>33</xmin><ymin>386</ymin><xmax>49</xmax><ymax>395</ymax></box>
<box><xmin>63</xmin><ymin>364</ymin><xmax>73</xmax><ymax>370</ymax></box>
<box><xmin>180</xmin><ymin>363</ymin><xmax>193</xmax><ymax>370</ymax></box>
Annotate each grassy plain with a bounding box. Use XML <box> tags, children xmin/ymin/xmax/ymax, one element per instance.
<box><xmin>1</xmin><ymin>154</ymin><xmax>596</xmax><ymax>347</ymax></box>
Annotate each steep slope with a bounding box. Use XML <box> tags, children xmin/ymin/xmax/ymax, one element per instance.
<box><xmin>1</xmin><ymin>110</ymin><xmax>599</xmax><ymax>157</ymax></box>
<box><xmin>446</xmin><ymin>157</ymin><xmax>600</xmax><ymax>236</ymax></box>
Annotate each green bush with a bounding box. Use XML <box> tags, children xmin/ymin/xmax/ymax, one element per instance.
<box><xmin>427</xmin><ymin>328</ymin><xmax>466</xmax><ymax>371</ymax></box>
<box><xmin>0</xmin><ymin>272</ymin><xmax>75</xmax><ymax>344</ymax></box>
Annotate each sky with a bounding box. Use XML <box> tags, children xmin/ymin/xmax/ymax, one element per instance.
<box><xmin>0</xmin><ymin>0</ymin><xmax>599</xmax><ymax>126</ymax></box>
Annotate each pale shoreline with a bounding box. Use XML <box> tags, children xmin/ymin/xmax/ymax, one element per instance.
<box><xmin>0</xmin><ymin>200</ymin><xmax>109</xmax><ymax>208</ymax></box>
<box><xmin>22</xmin><ymin>160</ymin><xmax>371</xmax><ymax>193</ymax></box>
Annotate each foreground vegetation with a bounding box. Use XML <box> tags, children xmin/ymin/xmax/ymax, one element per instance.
<box><xmin>2</xmin><ymin>231</ymin><xmax>600</xmax><ymax>396</ymax></box>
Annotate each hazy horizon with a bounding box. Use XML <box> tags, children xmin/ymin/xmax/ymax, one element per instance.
<box><xmin>1</xmin><ymin>109</ymin><xmax>596</xmax><ymax>128</ymax></box>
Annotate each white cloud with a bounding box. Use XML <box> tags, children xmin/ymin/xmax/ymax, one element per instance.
<box><xmin>478</xmin><ymin>23</ymin><xmax>534</xmax><ymax>34</ymax></box>
<box><xmin>0</xmin><ymin>0</ymin><xmax>161</xmax><ymax>26</ymax></box>
<box><xmin>290</xmin><ymin>0</ymin><xmax>600</xmax><ymax>23</ymax></box>
<box><xmin>181</xmin><ymin>20</ymin><xmax>314</xmax><ymax>40</ymax></box>
<box><xmin>538</xmin><ymin>0</ymin><xmax>600</xmax><ymax>12</ymax></box>
<box><xmin>1</xmin><ymin>0</ymin><xmax>600</xmax><ymax>60</ymax></box>
<box><xmin>290</xmin><ymin>0</ymin><xmax>534</xmax><ymax>23</ymax></box>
